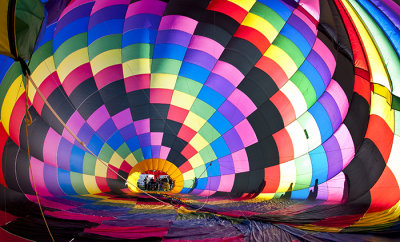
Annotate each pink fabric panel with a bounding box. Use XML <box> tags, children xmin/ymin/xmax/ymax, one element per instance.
<box><xmin>94</xmin><ymin>65</ymin><xmax>124</xmax><ymax>90</ymax></box>
<box><xmin>150</xmin><ymin>132</ymin><xmax>163</xmax><ymax>145</ymax></box>
<box><xmin>87</xmin><ymin>105</ymin><xmax>110</xmax><ymax>131</ymax></box>
<box><xmin>62</xmin><ymin>63</ymin><xmax>93</xmax><ymax>96</ymax></box>
<box><xmin>159</xmin><ymin>15</ymin><xmax>197</xmax><ymax>34</ymax></box>
<box><xmin>198</xmin><ymin>189</ymin><xmax>216</xmax><ymax>197</ymax></box>
<box><xmin>188</xmin><ymin>35</ymin><xmax>224</xmax><ymax>59</ymax></box>
<box><xmin>112</xmin><ymin>109</ymin><xmax>133</xmax><ymax>129</ymax></box>
<box><xmin>232</xmin><ymin>149</ymin><xmax>249</xmax><ymax>173</ymax></box>
<box><xmin>159</xmin><ymin>146</ymin><xmax>171</xmax><ymax>159</ymax></box>
<box><xmin>134</xmin><ymin>118</ymin><xmax>150</xmax><ymax>135</ymax></box>
<box><xmin>299</xmin><ymin>0</ymin><xmax>320</xmax><ymax>22</ymax></box>
<box><xmin>334</xmin><ymin>125</ymin><xmax>354</xmax><ymax>169</ymax></box>
<box><xmin>45</xmin><ymin>210</ymin><xmax>114</xmax><ymax>223</ymax></box>
<box><xmin>91</xmin><ymin>0</ymin><xmax>129</xmax><ymax>14</ymax></box>
<box><xmin>235</xmin><ymin>119</ymin><xmax>257</xmax><ymax>147</ymax></box>
<box><xmin>326</xmin><ymin>80</ymin><xmax>349</xmax><ymax>121</ymax></box>
<box><xmin>29</xmin><ymin>157</ymin><xmax>53</xmax><ymax>197</ymax></box>
<box><xmin>126</xmin><ymin>0</ymin><xmax>166</xmax><ymax>17</ymax></box>
<box><xmin>228</xmin><ymin>89</ymin><xmax>257</xmax><ymax>117</ymax></box>
<box><xmin>217</xmin><ymin>174</ymin><xmax>235</xmax><ymax>192</ymax></box>
<box><xmin>293</xmin><ymin>9</ymin><xmax>317</xmax><ymax>35</ymax></box>
<box><xmin>124</xmin><ymin>74</ymin><xmax>150</xmax><ymax>92</ymax></box>
<box><xmin>212</xmin><ymin>61</ymin><xmax>243</xmax><ymax>87</ymax></box>
<box><xmin>326</xmin><ymin>172</ymin><xmax>346</xmax><ymax>202</ymax></box>
<box><xmin>43</xmin><ymin>129</ymin><xmax>61</xmax><ymax>167</ymax></box>
<box><xmin>63</xmin><ymin>111</ymin><xmax>86</xmax><ymax>143</ymax></box>
<box><xmin>313</xmin><ymin>38</ymin><xmax>336</xmax><ymax>76</ymax></box>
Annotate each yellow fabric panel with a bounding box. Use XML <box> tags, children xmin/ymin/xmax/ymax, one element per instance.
<box><xmin>94</xmin><ymin>160</ymin><xmax>108</xmax><ymax>178</ymax></box>
<box><xmin>264</xmin><ymin>45</ymin><xmax>297</xmax><ymax>78</ymax></box>
<box><xmin>182</xmin><ymin>170</ymin><xmax>195</xmax><ymax>181</ymax></box>
<box><xmin>151</xmin><ymin>158</ymin><xmax>159</xmax><ymax>171</ymax></box>
<box><xmin>28</xmin><ymin>57</ymin><xmax>56</xmax><ymax>100</ymax></box>
<box><xmin>82</xmin><ymin>174</ymin><xmax>102</xmax><ymax>194</ymax></box>
<box><xmin>0</xmin><ymin>0</ymin><xmax>11</xmax><ymax>58</ymax></box>
<box><xmin>241</xmin><ymin>13</ymin><xmax>278</xmax><ymax>44</ymax></box>
<box><xmin>374</xmin><ymin>84</ymin><xmax>392</xmax><ymax>105</ymax></box>
<box><xmin>276</xmin><ymin>160</ymin><xmax>297</xmax><ymax>193</ymax></box>
<box><xmin>295</xmin><ymin>224</ymin><xmax>342</xmax><ymax>233</ymax></box>
<box><xmin>1</xmin><ymin>75</ymin><xmax>24</xmax><ymax>135</ymax></box>
<box><xmin>57</xmin><ymin>48</ymin><xmax>89</xmax><ymax>83</ymax></box>
<box><xmin>188</xmin><ymin>153</ymin><xmax>205</xmax><ymax>169</ymax></box>
<box><xmin>370</xmin><ymin>93</ymin><xmax>395</xmax><ymax>132</ymax></box>
<box><xmin>350</xmin><ymin>201</ymin><xmax>400</xmax><ymax>228</ymax></box>
<box><xmin>170</xmin><ymin>90</ymin><xmax>195</xmax><ymax>110</ymax></box>
<box><xmin>171</xmin><ymin>174</ymin><xmax>184</xmax><ymax>193</ymax></box>
<box><xmin>189</xmin><ymin>133</ymin><xmax>209</xmax><ymax>151</ymax></box>
<box><xmin>255</xmin><ymin>193</ymin><xmax>275</xmax><ymax>200</ymax></box>
<box><xmin>227</xmin><ymin>0</ymin><xmax>255</xmax><ymax>11</ymax></box>
<box><xmin>123</xmin><ymin>58</ymin><xmax>151</xmax><ymax>77</ymax></box>
<box><xmin>183</xmin><ymin>111</ymin><xmax>206</xmax><ymax>132</ymax></box>
<box><xmin>90</xmin><ymin>49</ymin><xmax>121</xmax><ymax>75</ymax></box>
<box><xmin>109</xmin><ymin>152</ymin><xmax>124</xmax><ymax>168</ymax></box>
<box><xmin>125</xmin><ymin>153</ymin><xmax>138</xmax><ymax>166</ymax></box>
<box><xmin>343</xmin><ymin>0</ymin><xmax>391</xmax><ymax>90</ymax></box>
<box><xmin>127</xmin><ymin>171</ymin><xmax>141</xmax><ymax>193</ymax></box>
<box><xmin>150</xmin><ymin>73</ymin><xmax>177</xmax><ymax>89</ymax></box>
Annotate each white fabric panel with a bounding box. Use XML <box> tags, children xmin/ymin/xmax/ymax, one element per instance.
<box><xmin>297</xmin><ymin>112</ymin><xmax>321</xmax><ymax>151</ymax></box>
<box><xmin>286</xmin><ymin>120</ymin><xmax>308</xmax><ymax>158</ymax></box>
<box><xmin>281</xmin><ymin>80</ymin><xmax>308</xmax><ymax>119</ymax></box>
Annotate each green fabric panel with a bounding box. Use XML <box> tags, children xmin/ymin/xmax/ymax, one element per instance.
<box><xmin>174</xmin><ymin>76</ymin><xmax>202</xmax><ymax>97</ymax></box>
<box><xmin>88</xmin><ymin>34</ymin><xmax>122</xmax><ymax>60</ymax></box>
<box><xmin>28</xmin><ymin>41</ymin><xmax>52</xmax><ymax>71</ymax></box>
<box><xmin>70</xmin><ymin>172</ymin><xmax>89</xmax><ymax>194</ymax></box>
<box><xmin>250</xmin><ymin>2</ymin><xmax>285</xmax><ymax>31</ymax></box>
<box><xmin>392</xmin><ymin>95</ymin><xmax>400</xmax><ymax>111</ymax></box>
<box><xmin>98</xmin><ymin>143</ymin><xmax>114</xmax><ymax>163</ymax></box>
<box><xmin>82</xmin><ymin>153</ymin><xmax>96</xmax><ymax>176</ymax></box>
<box><xmin>291</xmin><ymin>71</ymin><xmax>316</xmax><ymax>108</ymax></box>
<box><xmin>53</xmin><ymin>33</ymin><xmax>86</xmax><ymax>67</ymax></box>
<box><xmin>183</xmin><ymin>179</ymin><xmax>195</xmax><ymax>188</ymax></box>
<box><xmin>194</xmin><ymin>165</ymin><xmax>207</xmax><ymax>178</ymax></box>
<box><xmin>116</xmin><ymin>143</ymin><xmax>131</xmax><ymax>159</ymax></box>
<box><xmin>294</xmin><ymin>155</ymin><xmax>312</xmax><ymax>190</ymax></box>
<box><xmin>199</xmin><ymin>145</ymin><xmax>217</xmax><ymax>163</ymax></box>
<box><xmin>273</xmin><ymin>35</ymin><xmax>305</xmax><ymax>67</ymax></box>
<box><xmin>132</xmin><ymin>149</ymin><xmax>144</xmax><ymax>163</ymax></box>
<box><xmin>15</xmin><ymin>0</ymin><xmax>44</xmax><ymax>60</ymax></box>
<box><xmin>198</xmin><ymin>122</ymin><xmax>219</xmax><ymax>143</ymax></box>
<box><xmin>0</xmin><ymin>62</ymin><xmax>22</xmax><ymax>112</ymax></box>
<box><xmin>190</xmin><ymin>99</ymin><xmax>215</xmax><ymax>120</ymax></box>
<box><xmin>151</xmin><ymin>59</ymin><xmax>181</xmax><ymax>75</ymax></box>
<box><xmin>122</xmin><ymin>43</ymin><xmax>153</xmax><ymax>62</ymax></box>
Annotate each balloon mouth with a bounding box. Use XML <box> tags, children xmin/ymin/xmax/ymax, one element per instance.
<box><xmin>126</xmin><ymin>159</ymin><xmax>184</xmax><ymax>193</ymax></box>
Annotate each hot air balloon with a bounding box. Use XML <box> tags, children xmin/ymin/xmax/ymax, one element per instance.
<box><xmin>0</xmin><ymin>0</ymin><xmax>399</xmax><ymax>240</ymax></box>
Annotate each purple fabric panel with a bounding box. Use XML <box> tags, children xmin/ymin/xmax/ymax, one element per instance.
<box><xmin>375</xmin><ymin>0</ymin><xmax>400</xmax><ymax>29</ymax></box>
<box><xmin>287</xmin><ymin>15</ymin><xmax>315</xmax><ymax>46</ymax></box>
<box><xmin>138</xmin><ymin>133</ymin><xmax>151</xmax><ymax>147</ymax></box>
<box><xmin>155</xmin><ymin>30</ymin><xmax>192</xmax><ymax>46</ymax></box>
<box><xmin>222</xmin><ymin>129</ymin><xmax>244</xmax><ymax>153</ymax></box>
<box><xmin>120</xmin><ymin>124</ymin><xmax>136</xmax><ymax>141</ymax></box>
<box><xmin>322</xmin><ymin>136</ymin><xmax>342</xmax><ymax>180</ymax></box>
<box><xmin>77</xmin><ymin>123</ymin><xmax>96</xmax><ymax>145</ymax></box>
<box><xmin>44</xmin><ymin>164</ymin><xmax>66</xmax><ymax>196</ymax></box>
<box><xmin>218</xmin><ymin>100</ymin><xmax>245</xmax><ymax>126</ymax></box>
<box><xmin>123</xmin><ymin>14</ymin><xmax>162</xmax><ymax>32</ymax></box>
<box><xmin>307</xmin><ymin>50</ymin><xmax>332</xmax><ymax>87</ymax></box>
<box><xmin>205</xmin><ymin>73</ymin><xmax>235</xmax><ymax>98</ymax></box>
<box><xmin>218</xmin><ymin>155</ymin><xmax>235</xmax><ymax>175</ymax></box>
<box><xmin>97</xmin><ymin>119</ymin><xmax>118</xmax><ymax>141</ymax></box>
<box><xmin>318</xmin><ymin>93</ymin><xmax>342</xmax><ymax>131</ymax></box>
<box><xmin>151</xmin><ymin>145</ymin><xmax>161</xmax><ymax>158</ymax></box>
<box><xmin>183</xmin><ymin>49</ymin><xmax>217</xmax><ymax>71</ymax></box>
<box><xmin>208</xmin><ymin>176</ymin><xmax>221</xmax><ymax>191</ymax></box>
<box><xmin>54</xmin><ymin>2</ymin><xmax>94</xmax><ymax>35</ymax></box>
<box><xmin>45</xmin><ymin>0</ymin><xmax>72</xmax><ymax>25</ymax></box>
<box><xmin>88</xmin><ymin>5</ymin><xmax>127</xmax><ymax>29</ymax></box>
<box><xmin>57</xmin><ymin>138</ymin><xmax>73</xmax><ymax>171</ymax></box>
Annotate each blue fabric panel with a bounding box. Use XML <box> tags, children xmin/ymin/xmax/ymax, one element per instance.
<box><xmin>107</xmin><ymin>132</ymin><xmax>125</xmax><ymax>150</ymax></box>
<box><xmin>87</xmin><ymin>134</ymin><xmax>104</xmax><ymax>156</ymax></box>
<box><xmin>142</xmin><ymin>146</ymin><xmax>152</xmax><ymax>159</ymax></box>
<box><xmin>122</xmin><ymin>29</ymin><xmax>157</xmax><ymax>47</ymax></box>
<box><xmin>127</xmin><ymin>136</ymin><xmax>140</xmax><ymax>151</ymax></box>
<box><xmin>88</xmin><ymin>19</ymin><xmax>124</xmax><ymax>45</ymax></box>
<box><xmin>53</xmin><ymin>17</ymin><xmax>89</xmax><ymax>51</ymax></box>
<box><xmin>309</xmin><ymin>102</ymin><xmax>332</xmax><ymax>142</ymax></box>
<box><xmin>58</xmin><ymin>169</ymin><xmax>78</xmax><ymax>195</ymax></box>
<box><xmin>258</xmin><ymin>0</ymin><xmax>292</xmax><ymax>21</ymax></box>
<box><xmin>197</xmin><ymin>86</ymin><xmax>226</xmax><ymax>110</ymax></box>
<box><xmin>208</xmin><ymin>111</ymin><xmax>233</xmax><ymax>135</ymax></box>
<box><xmin>70</xmin><ymin>146</ymin><xmax>85</xmax><ymax>173</ymax></box>
<box><xmin>88</xmin><ymin>5</ymin><xmax>127</xmax><ymax>29</ymax></box>
<box><xmin>179</xmin><ymin>62</ymin><xmax>210</xmax><ymax>84</ymax></box>
<box><xmin>206</xmin><ymin>162</ymin><xmax>221</xmax><ymax>177</ymax></box>
<box><xmin>153</xmin><ymin>43</ymin><xmax>187</xmax><ymax>60</ymax></box>
<box><xmin>299</xmin><ymin>60</ymin><xmax>325</xmax><ymax>98</ymax></box>
<box><xmin>280</xmin><ymin>24</ymin><xmax>311</xmax><ymax>57</ymax></box>
<box><xmin>309</xmin><ymin>146</ymin><xmax>328</xmax><ymax>184</ymax></box>
<box><xmin>97</xmin><ymin>119</ymin><xmax>117</xmax><ymax>141</ymax></box>
<box><xmin>211</xmin><ymin>137</ymin><xmax>231</xmax><ymax>158</ymax></box>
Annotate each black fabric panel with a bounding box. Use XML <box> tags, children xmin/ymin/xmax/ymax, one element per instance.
<box><xmin>246</xmin><ymin>136</ymin><xmax>279</xmax><ymax>171</ymax></box>
<box><xmin>194</xmin><ymin>22</ymin><xmax>231</xmax><ymax>47</ymax></box>
<box><xmin>238</xmin><ymin>68</ymin><xmax>278</xmax><ymax>106</ymax></box>
<box><xmin>107</xmin><ymin>177</ymin><xmax>125</xmax><ymax>195</ymax></box>
<box><xmin>2</xmin><ymin>140</ymin><xmax>21</xmax><ymax>193</ymax></box>
<box><xmin>15</xmin><ymin>150</ymin><xmax>35</xmax><ymax>194</ymax></box>
<box><xmin>19</xmin><ymin>108</ymin><xmax>49</xmax><ymax>161</ymax></box>
<box><xmin>231</xmin><ymin>172</ymin><xmax>249</xmax><ymax>197</ymax></box>
<box><xmin>161</xmin><ymin>133</ymin><xmax>177</xmax><ymax>148</ymax></box>
<box><xmin>225</xmin><ymin>37</ymin><xmax>262</xmax><ymax>68</ymax></box>
<box><xmin>164</xmin><ymin>119</ymin><xmax>182</xmax><ymax>136</ymax></box>
<box><xmin>219</xmin><ymin>48</ymin><xmax>254</xmax><ymax>76</ymax></box>
<box><xmin>201</xmin><ymin>11</ymin><xmax>239</xmax><ymax>36</ymax></box>
<box><xmin>131</xmin><ymin>104</ymin><xmax>150</xmax><ymax>121</ymax></box>
<box><xmin>167</xmin><ymin>149</ymin><xmax>186</xmax><ymax>167</ymax></box>
<box><xmin>343</xmin><ymin>94</ymin><xmax>369</xmax><ymax>150</ymax></box>
<box><xmin>150</xmin><ymin>104</ymin><xmax>169</xmax><ymax>119</ymax></box>
<box><xmin>127</xmin><ymin>89</ymin><xmax>150</xmax><ymax>107</ymax></box>
<box><xmin>77</xmin><ymin>91</ymin><xmax>104</xmax><ymax>120</ymax></box>
<box><xmin>318</xmin><ymin>0</ymin><xmax>353</xmax><ymax>63</ymax></box>
<box><xmin>163</xmin><ymin>0</ymin><xmax>210</xmax><ymax>21</ymax></box>
<box><xmin>98</xmin><ymin>80</ymin><xmax>129</xmax><ymax>117</ymax></box>
<box><xmin>247</xmin><ymin>169</ymin><xmax>265</xmax><ymax>194</ymax></box>
<box><xmin>68</xmin><ymin>77</ymin><xmax>98</xmax><ymax>108</ymax></box>
<box><xmin>104</xmin><ymin>95</ymin><xmax>129</xmax><ymax>117</ymax></box>
<box><xmin>247</xmin><ymin>100</ymin><xmax>283</xmax><ymax>140</ymax></box>
<box><xmin>150</xmin><ymin>119</ymin><xmax>165</xmax><ymax>132</ymax></box>
<box><xmin>41</xmin><ymin>87</ymin><xmax>75</xmax><ymax>134</ymax></box>
<box><xmin>343</xmin><ymin>139</ymin><xmax>386</xmax><ymax>203</ymax></box>
<box><xmin>0</xmin><ymin>185</ymin><xmax>40</xmax><ymax>217</ymax></box>
<box><xmin>171</xmin><ymin>137</ymin><xmax>187</xmax><ymax>153</ymax></box>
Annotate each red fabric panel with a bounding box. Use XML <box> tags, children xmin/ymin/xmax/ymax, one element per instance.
<box><xmin>273</xmin><ymin>129</ymin><xmax>294</xmax><ymax>163</ymax></box>
<box><xmin>167</xmin><ymin>105</ymin><xmax>189</xmax><ymax>123</ymax></box>
<box><xmin>353</xmin><ymin>74</ymin><xmax>371</xmax><ymax>105</ymax></box>
<box><xmin>270</xmin><ymin>91</ymin><xmax>295</xmax><ymax>126</ymax></box>
<box><xmin>311</xmin><ymin>214</ymin><xmax>363</xmax><ymax>228</ymax></box>
<box><xmin>181</xmin><ymin>144</ymin><xmax>197</xmax><ymax>160</ymax></box>
<box><xmin>0</xmin><ymin>123</ymin><xmax>8</xmax><ymax>186</ymax></box>
<box><xmin>177</xmin><ymin>125</ymin><xmax>196</xmax><ymax>142</ymax></box>
<box><xmin>84</xmin><ymin>225</ymin><xmax>169</xmax><ymax>239</ymax></box>
<box><xmin>96</xmin><ymin>177</ymin><xmax>110</xmax><ymax>192</ymax></box>
<box><xmin>368</xmin><ymin>167</ymin><xmax>400</xmax><ymax>213</ymax></box>
<box><xmin>263</xmin><ymin>165</ymin><xmax>280</xmax><ymax>193</ymax></box>
<box><xmin>234</xmin><ymin>25</ymin><xmax>270</xmax><ymax>53</ymax></box>
<box><xmin>32</xmin><ymin>72</ymin><xmax>60</xmax><ymax>114</ymax></box>
<box><xmin>150</xmin><ymin>88</ymin><xmax>173</xmax><ymax>104</ymax></box>
<box><xmin>119</xmin><ymin>160</ymin><xmax>133</xmax><ymax>173</ymax></box>
<box><xmin>94</xmin><ymin>65</ymin><xmax>123</xmax><ymax>90</ymax></box>
<box><xmin>9</xmin><ymin>95</ymin><xmax>27</xmax><ymax>146</ymax></box>
<box><xmin>62</xmin><ymin>63</ymin><xmax>92</xmax><ymax>96</ymax></box>
<box><xmin>0</xmin><ymin>228</ymin><xmax>31</xmax><ymax>242</ymax></box>
<box><xmin>44</xmin><ymin>210</ymin><xmax>114</xmax><ymax>223</ymax></box>
<box><xmin>0</xmin><ymin>211</ymin><xmax>18</xmax><ymax>226</ymax></box>
<box><xmin>255</xmin><ymin>56</ymin><xmax>288</xmax><ymax>88</ymax></box>
<box><xmin>207</xmin><ymin>0</ymin><xmax>248</xmax><ymax>23</ymax></box>
<box><xmin>365</xmin><ymin>115</ymin><xmax>394</xmax><ymax>163</ymax></box>
<box><xmin>124</xmin><ymin>74</ymin><xmax>150</xmax><ymax>92</ymax></box>
<box><xmin>106</xmin><ymin>165</ymin><xmax>119</xmax><ymax>179</ymax></box>
<box><xmin>179</xmin><ymin>161</ymin><xmax>192</xmax><ymax>174</ymax></box>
